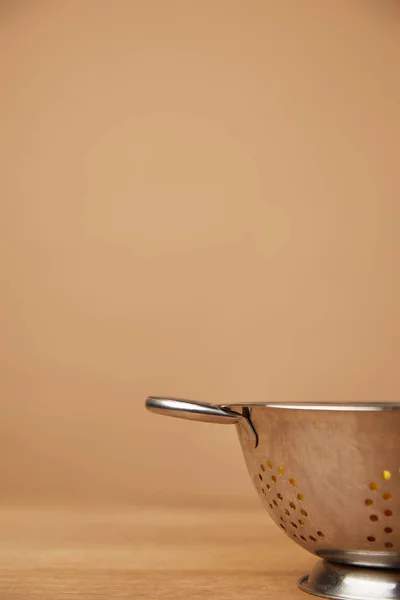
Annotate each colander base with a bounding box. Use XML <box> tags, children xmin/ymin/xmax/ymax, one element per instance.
<box><xmin>298</xmin><ymin>560</ymin><xmax>400</xmax><ymax>600</ymax></box>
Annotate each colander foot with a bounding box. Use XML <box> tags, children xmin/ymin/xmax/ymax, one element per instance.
<box><xmin>298</xmin><ymin>560</ymin><xmax>400</xmax><ymax>600</ymax></box>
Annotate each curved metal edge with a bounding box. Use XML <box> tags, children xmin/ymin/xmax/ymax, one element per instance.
<box><xmin>230</xmin><ymin>405</ymin><xmax>258</xmax><ymax>448</ymax></box>
<box><xmin>298</xmin><ymin>575</ymin><xmax>322</xmax><ymax>598</ymax></box>
<box><xmin>146</xmin><ymin>396</ymin><xmax>258</xmax><ymax>447</ymax></box>
<box><xmin>146</xmin><ymin>396</ymin><xmax>241</xmax><ymax>424</ymax></box>
<box><xmin>220</xmin><ymin>402</ymin><xmax>400</xmax><ymax>411</ymax></box>
<box><xmin>298</xmin><ymin>574</ymin><xmax>346</xmax><ymax>600</ymax></box>
<box><xmin>298</xmin><ymin>566</ymin><xmax>400</xmax><ymax>600</ymax></box>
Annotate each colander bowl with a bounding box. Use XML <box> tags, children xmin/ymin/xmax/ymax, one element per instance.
<box><xmin>146</xmin><ymin>397</ymin><xmax>400</xmax><ymax>600</ymax></box>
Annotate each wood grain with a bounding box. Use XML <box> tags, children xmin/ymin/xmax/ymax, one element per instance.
<box><xmin>0</xmin><ymin>507</ymin><xmax>315</xmax><ymax>599</ymax></box>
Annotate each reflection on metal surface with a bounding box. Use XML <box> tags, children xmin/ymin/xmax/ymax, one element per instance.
<box><xmin>146</xmin><ymin>396</ymin><xmax>400</xmax><ymax>598</ymax></box>
<box><xmin>146</xmin><ymin>396</ymin><xmax>258</xmax><ymax>447</ymax></box>
<box><xmin>299</xmin><ymin>560</ymin><xmax>400</xmax><ymax>600</ymax></box>
<box><xmin>239</xmin><ymin>404</ymin><xmax>400</xmax><ymax>569</ymax></box>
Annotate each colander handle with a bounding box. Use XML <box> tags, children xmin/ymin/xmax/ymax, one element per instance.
<box><xmin>146</xmin><ymin>396</ymin><xmax>258</xmax><ymax>447</ymax></box>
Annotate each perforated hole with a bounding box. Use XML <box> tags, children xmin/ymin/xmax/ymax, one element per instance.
<box><xmin>364</xmin><ymin>470</ymin><xmax>396</xmax><ymax>546</ymax></box>
<box><xmin>263</xmin><ymin>462</ymin><xmax>389</xmax><ymax>549</ymax></box>
<box><xmin>262</xmin><ymin>488</ymin><xmax>266</xmax><ymax>495</ymax></box>
<box><xmin>269</xmin><ymin>503</ymin><xmax>274</xmax><ymax>510</ymax></box>
<box><xmin>384</xmin><ymin>527</ymin><xmax>393</xmax><ymax>534</ymax></box>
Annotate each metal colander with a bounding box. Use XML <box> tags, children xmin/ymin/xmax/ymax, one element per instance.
<box><xmin>146</xmin><ymin>397</ymin><xmax>400</xmax><ymax>600</ymax></box>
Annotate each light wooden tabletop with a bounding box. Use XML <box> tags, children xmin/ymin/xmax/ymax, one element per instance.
<box><xmin>0</xmin><ymin>506</ymin><xmax>315</xmax><ymax>599</ymax></box>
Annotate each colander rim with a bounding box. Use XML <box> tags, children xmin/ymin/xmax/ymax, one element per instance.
<box><xmin>224</xmin><ymin>402</ymin><xmax>400</xmax><ymax>411</ymax></box>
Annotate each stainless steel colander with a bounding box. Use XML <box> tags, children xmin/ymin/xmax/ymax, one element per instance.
<box><xmin>146</xmin><ymin>396</ymin><xmax>400</xmax><ymax>600</ymax></box>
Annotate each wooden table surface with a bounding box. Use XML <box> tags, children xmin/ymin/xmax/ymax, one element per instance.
<box><xmin>0</xmin><ymin>506</ymin><xmax>315</xmax><ymax>599</ymax></box>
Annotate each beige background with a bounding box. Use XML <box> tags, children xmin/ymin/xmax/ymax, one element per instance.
<box><xmin>1</xmin><ymin>1</ymin><xmax>399</xmax><ymax>508</ymax></box>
